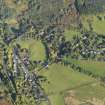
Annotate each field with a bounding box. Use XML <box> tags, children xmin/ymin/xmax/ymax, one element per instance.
<box><xmin>38</xmin><ymin>64</ymin><xmax>105</xmax><ymax>105</ymax></box>
<box><xmin>15</xmin><ymin>39</ymin><xmax>46</xmax><ymax>61</ymax></box>
<box><xmin>67</xmin><ymin>57</ymin><xmax>105</xmax><ymax>78</ymax></box>
<box><xmin>82</xmin><ymin>13</ymin><xmax>105</xmax><ymax>34</ymax></box>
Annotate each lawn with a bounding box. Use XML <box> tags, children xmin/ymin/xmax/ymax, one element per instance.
<box><xmin>38</xmin><ymin>64</ymin><xmax>105</xmax><ymax>105</ymax></box>
<box><xmin>16</xmin><ymin>39</ymin><xmax>46</xmax><ymax>61</ymax></box>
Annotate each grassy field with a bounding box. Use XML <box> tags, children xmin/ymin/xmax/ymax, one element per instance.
<box><xmin>38</xmin><ymin>64</ymin><xmax>105</xmax><ymax>105</ymax></box>
<box><xmin>70</xmin><ymin>58</ymin><xmax>105</xmax><ymax>78</ymax></box>
<box><xmin>82</xmin><ymin>14</ymin><xmax>105</xmax><ymax>34</ymax></box>
<box><xmin>76</xmin><ymin>82</ymin><xmax>105</xmax><ymax>100</ymax></box>
<box><xmin>16</xmin><ymin>39</ymin><xmax>46</xmax><ymax>61</ymax></box>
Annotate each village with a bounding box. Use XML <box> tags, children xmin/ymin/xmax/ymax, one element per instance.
<box><xmin>1</xmin><ymin>0</ymin><xmax>105</xmax><ymax>105</ymax></box>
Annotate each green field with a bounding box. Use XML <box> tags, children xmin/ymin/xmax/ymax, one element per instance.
<box><xmin>82</xmin><ymin>14</ymin><xmax>105</xmax><ymax>34</ymax></box>
<box><xmin>67</xmin><ymin>57</ymin><xmax>105</xmax><ymax>78</ymax></box>
<box><xmin>38</xmin><ymin>64</ymin><xmax>105</xmax><ymax>105</ymax></box>
<box><xmin>16</xmin><ymin>39</ymin><xmax>46</xmax><ymax>61</ymax></box>
<box><xmin>76</xmin><ymin>82</ymin><xmax>105</xmax><ymax>100</ymax></box>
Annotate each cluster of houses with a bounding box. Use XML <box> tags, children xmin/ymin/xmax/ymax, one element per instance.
<box><xmin>69</xmin><ymin>31</ymin><xmax>105</xmax><ymax>60</ymax></box>
<box><xmin>0</xmin><ymin>41</ymin><xmax>51</xmax><ymax>105</ymax></box>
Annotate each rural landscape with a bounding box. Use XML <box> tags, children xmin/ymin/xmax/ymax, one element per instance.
<box><xmin>1</xmin><ymin>0</ymin><xmax>105</xmax><ymax>105</ymax></box>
